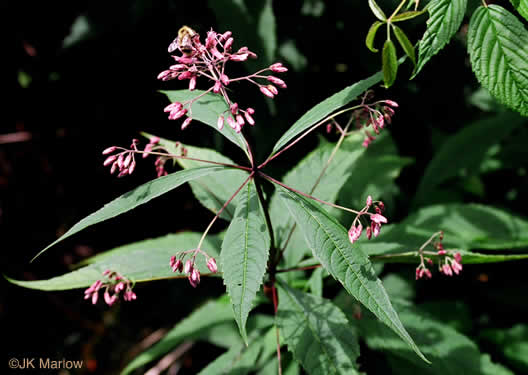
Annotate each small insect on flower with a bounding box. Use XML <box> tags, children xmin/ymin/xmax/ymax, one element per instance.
<box><xmin>168</xmin><ymin>25</ymin><xmax>198</xmax><ymax>55</ymax></box>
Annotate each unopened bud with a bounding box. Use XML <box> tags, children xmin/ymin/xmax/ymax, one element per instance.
<box><xmin>217</xmin><ymin>115</ymin><xmax>225</xmax><ymax>130</ymax></box>
<box><xmin>102</xmin><ymin>146</ymin><xmax>117</xmax><ymax>155</ymax></box>
<box><xmin>207</xmin><ymin>258</ymin><xmax>218</xmax><ymax>273</ymax></box>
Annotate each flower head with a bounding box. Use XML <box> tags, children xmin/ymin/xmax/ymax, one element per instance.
<box><xmin>158</xmin><ymin>27</ymin><xmax>287</xmax><ymax>132</ymax></box>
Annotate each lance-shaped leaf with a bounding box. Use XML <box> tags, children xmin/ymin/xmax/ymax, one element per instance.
<box><xmin>7</xmin><ymin>232</ymin><xmax>222</xmax><ymax>290</ymax></box>
<box><xmin>277</xmin><ymin>187</ymin><xmax>428</xmax><ymax>363</ymax></box>
<box><xmin>122</xmin><ymin>298</ymin><xmax>236</xmax><ymax>375</ymax></box>
<box><xmin>161</xmin><ymin>90</ymin><xmax>250</xmax><ymax>155</ymax></box>
<box><xmin>393</xmin><ymin>25</ymin><xmax>416</xmax><ymax>66</ymax></box>
<box><xmin>369</xmin><ymin>0</ymin><xmax>387</xmax><ymax>21</ymax></box>
<box><xmin>412</xmin><ymin>0</ymin><xmax>467</xmax><ymax>78</ymax></box>
<box><xmin>276</xmin><ymin>280</ymin><xmax>360</xmax><ymax>374</ymax></box>
<box><xmin>392</xmin><ymin>10</ymin><xmax>427</xmax><ymax>22</ymax></box>
<box><xmin>269</xmin><ymin>71</ymin><xmax>383</xmax><ymax>155</ymax></box>
<box><xmin>31</xmin><ymin>166</ymin><xmax>226</xmax><ymax>261</ymax></box>
<box><xmin>382</xmin><ymin>39</ymin><xmax>398</xmax><ymax>88</ymax></box>
<box><xmin>143</xmin><ymin>132</ymin><xmax>248</xmax><ymax>220</ymax></box>
<box><xmin>468</xmin><ymin>5</ymin><xmax>528</xmax><ymax>117</ymax></box>
<box><xmin>366</xmin><ymin>21</ymin><xmax>384</xmax><ymax>53</ymax></box>
<box><xmin>221</xmin><ymin>181</ymin><xmax>271</xmax><ymax>343</ymax></box>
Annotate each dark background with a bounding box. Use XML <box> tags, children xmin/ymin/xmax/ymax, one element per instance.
<box><xmin>6</xmin><ymin>0</ymin><xmax>528</xmax><ymax>373</ymax></box>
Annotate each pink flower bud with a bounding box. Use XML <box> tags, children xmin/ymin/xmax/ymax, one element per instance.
<box><xmin>184</xmin><ymin>259</ymin><xmax>193</xmax><ymax>274</ymax></box>
<box><xmin>181</xmin><ymin>117</ymin><xmax>192</xmax><ymax>130</ymax></box>
<box><xmin>164</xmin><ymin>102</ymin><xmax>183</xmax><ymax>113</ymax></box>
<box><xmin>366</xmin><ymin>227</ymin><xmax>372</xmax><ymax>240</ymax></box>
<box><xmin>384</xmin><ymin>100</ymin><xmax>399</xmax><ymax>107</ymax></box>
<box><xmin>236</xmin><ymin>114</ymin><xmax>245</xmax><ymax>126</ymax></box>
<box><xmin>189</xmin><ymin>76</ymin><xmax>197</xmax><ymax>91</ymax></box>
<box><xmin>326</xmin><ymin>123</ymin><xmax>333</xmax><ymax>133</ymax></box>
<box><xmin>103</xmin><ymin>155</ymin><xmax>117</xmax><ymax>166</ymax></box>
<box><xmin>189</xmin><ymin>268</ymin><xmax>201</xmax><ymax>287</ymax></box>
<box><xmin>451</xmin><ymin>260</ymin><xmax>463</xmax><ymax>274</ymax></box>
<box><xmin>267</xmin><ymin>85</ymin><xmax>278</xmax><ymax>95</ymax></box>
<box><xmin>348</xmin><ymin>224</ymin><xmax>363</xmax><ymax>244</ymax></box>
<box><xmin>220</xmin><ymin>31</ymin><xmax>232</xmax><ymax>42</ymax></box>
<box><xmin>175</xmin><ymin>56</ymin><xmax>195</xmax><ymax>64</ymax></box>
<box><xmin>260</xmin><ymin>86</ymin><xmax>274</xmax><ymax>98</ymax></box>
<box><xmin>246</xmin><ymin>107</ymin><xmax>255</xmax><ymax>115</ymax></box>
<box><xmin>169</xmin><ymin>64</ymin><xmax>187</xmax><ymax>71</ymax></box>
<box><xmin>169</xmin><ymin>108</ymin><xmax>187</xmax><ymax>120</ymax></box>
<box><xmin>220</xmin><ymin>74</ymin><xmax>230</xmax><ymax>86</ymax></box>
<box><xmin>207</xmin><ymin>258</ymin><xmax>218</xmax><ymax>273</ymax></box>
<box><xmin>230</xmin><ymin>53</ymin><xmax>248</xmax><ymax>61</ymax></box>
<box><xmin>267</xmin><ymin>76</ymin><xmax>287</xmax><ymax>88</ymax></box>
<box><xmin>102</xmin><ymin>146</ymin><xmax>117</xmax><ymax>155</ymax></box>
<box><xmin>270</xmin><ymin>62</ymin><xmax>288</xmax><ymax>73</ymax></box>
<box><xmin>92</xmin><ymin>291</ymin><xmax>99</xmax><ymax>304</ymax></box>
<box><xmin>244</xmin><ymin>112</ymin><xmax>255</xmax><ymax>126</ymax></box>
<box><xmin>366</xmin><ymin>196</ymin><xmax>373</xmax><ymax>207</ymax></box>
<box><xmin>123</xmin><ymin>153</ymin><xmax>132</xmax><ymax>169</ymax></box>
<box><xmin>437</xmin><ymin>250</ymin><xmax>447</xmax><ymax>256</ymax></box>
<box><xmin>128</xmin><ymin>160</ymin><xmax>136</xmax><ymax>175</ymax></box>
<box><xmin>110</xmin><ymin>162</ymin><xmax>118</xmax><ymax>174</ymax></box>
<box><xmin>213</xmin><ymin>80</ymin><xmax>222</xmax><ymax>93</ymax></box>
<box><xmin>230</xmin><ymin>102</ymin><xmax>239</xmax><ymax>114</ymax></box>
<box><xmin>115</xmin><ymin>282</ymin><xmax>125</xmax><ymax>293</ymax></box>
<box><xmin>149</xmin><ymin>136</ymin><xmax>160</xmax><ymax>145</ymax></box>
<box><xmin>178</xmin><ymin>71</ymin><xmax>192</xmax><ymax>80</ymax></box>
<box><xmin>453</xmin><ymin>252</ymin><xmax>462</xmax><ymax>263</ymax></box>
<box><xmin>157</xmin><ymin>70</ymin><xmax>171</xmax><ymax>80</ymax></box>
<box><xmin>226</xmin><ymin>116</ymin><xmax>237</xmax><ymax>129</ymax></box>
<box><xmin>370</xmin><ymin>213</ymin><xmax>388</xmax><ymax>224</ymax></box>
<box><xmin>371</xmin><ymin>222</ymin><xmax>381</xmax><ymax>237</ymax></box>
<box><xmin>205</xmin><ymin>31</ymin><xmax>217</xmax><ymax>49</ymax></box>
<box><xmin>224</xmin><ymin>37</ymin><xmax>234</xmax><ymax>51</ymax></box>
<box><xmin>217</xmin><ymin>115</ymin><xmax>225</xmax><ymax>130</ymax></box>
<box><xmin>377</xmin><ymin>201</ymin><xmax>385</xmax><ymax>212</ymax></box>
<box><xmin>424</xmin><ymin>269</ymin><xmax>432</xmax><ymax>278</ymax></box>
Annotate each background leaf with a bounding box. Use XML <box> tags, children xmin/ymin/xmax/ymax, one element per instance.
<box><xmin>468</xmin><ymin>5</ymin><xmax>528</xmax><ymax>117</ymax></box>
<box><xmin>277</xmin><ymin>186</ymin><xmax>428</xmax><ymax>363</ymax></box>
<box><xmin>276</xmin><ymin>280</ymin><xmax>360</xmax><ymax>375</ymax></box>
<box><xmin>481</xmin><ymin>324</ymin><xmax>528</xmax><ymax>373</ymax></box>
<box><xmin>31</xmin><ymin>166</ymin><xmax>226</xmax><ymax>261</ymax></box>
<box><xmin>392</xmin><ymin>25</ymin><xmax>416</xmax><ymax>66</ymax></box>
<box><xmin>221</xmin><ymin>181</ymin><xmax>271</xmax><ymax>343</ymax></box>
<box><xmin>335</xmin><ymin>294</ymin><xmax>514</xmax><ymax>375</ymax></box>
<box><xmin>366</xmin><ymin>21</ymin><xmax>384</xmax><ymax>53</ymax></box>
<box><xmin>412</xmin><ymin>0</ymin><xmax>468</xmax><ymax>77</ymax></box>
<box><xmin>509</xmin><ymin>0</ymin><xmax>528</xmax><ymax>22</ymax></box>
<box><xmin>413</xmin><ymin>112</ymin><xmax>525</xmax><ymax>207</ymax></box>
<box><xmin>8</xmin><ymin>232</ymin><xmax>222</xmax><ymax>290</ymax></box>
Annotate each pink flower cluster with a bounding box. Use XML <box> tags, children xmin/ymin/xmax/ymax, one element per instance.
<box><xmin>352</xmin><ymin>100</ymin><xmax>398</xmax><ymax>148</ymax></box>
<box><xmin>170</xmin><ymin>249</ymin><xmax>217</xmax><ymax>288</ymax></box>
<box><xmin>84</xmin><ymin>270</ymin><xmax>137</xmax><ymax>306</ymax></box>
<box><xmin>348</xmin><ymin>195</ymin><xmax>388</xmax><ymax>244</ymax></box>
<box><xmin>415</xmin><ymin>233</ymin><xmax>463</xmax><ymax>279</ymax></box>
<box><xmin>157</xmin><ymin>28</ymin><xmax>287</xmax><ymax>132</ymax></box>
<box><xmin>102</xmin><ymin>140</ymin><xmax>139</xmax><ymax>177</ymax></box>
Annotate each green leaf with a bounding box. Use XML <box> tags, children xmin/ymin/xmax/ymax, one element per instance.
<box><xmin>161</xmin><ymin>90</ymin><xmax>250</xmax><ymax>155</ymax></box>
<box><xmin>413</xmin><ymin>112</ymin><xmax>524</xmax><ymax>207</ymax></box>
<box><xmin>337</xmin><ymin>296</ymin><xmax>514</xmax><ymax>375</ymax></box>
<box><xmin>7</xmin><ymin>232</ymin><xmax>222</xmax><ymax>290</ymax></box>
<box><xmin>366</xmin><ymin>21</ymin><xmax>385</xmax><ymax>53</ymax></box>
<box><xmin>269</xmin><ymin>134</ymin><xmax>366</xmax><ymax>268</ymax></box>
<box><xmin>392</xmin><ymin>25</ymin><xmax>416</xmax><ymax>66</ymax></box>
<box><xmin>369</xmin><ymin>0</ymin><xmax>387</xmax><ymax>21</ymax></box>
<box><xmin>392</xmin><ymin>10</ymin><xmax>427</xmax><ymax>22</ymax></box>
<box><xmin>412</xmin><ymin>0</ymin><xmax>467</xmax><ymax>78</ymax></box>
<box><xmin>276</xmin><ymin>280</ymin><xmax>360</xmax><ymax>374</ymax></box>
<box><xmin>510</xmin><ymin>0</ymin><xmax>528</xmax><ymax>22</ymax></box>
<box><xmin>277</xmin><ymin>187</ymin><xmax>429</xmax><ymax>363</ymax></box>
<box><xmin>122</xmin><ymin>298</ymin><xmax>236</xmax><ymax>375</ymax></box>
<box><xmin>208</xmin><ymin>0</ymin><xmax>276</xmax><ymax>67</ymax></box>
<box><xmin>468</xmin><ymin>5</ymin><xmax>528</xmax><ymax>116</ymax></box>
<box><xmin>270</xmin><ymin>71</ymin><xmax>383</xmax><ymax>155</ymax></box>
<box><xmin>31</xmin><ymin>166</ymin><xmax>226</xmax><ymax>261</ymax></box>
<box><xmin>382</xmin><ymin>39</ymin><xmax>398</xmax><ymax>88</ymax></box>
<box><xmin>481</xmin><ymin>324</ymin><xmax>528</xmax><ymax>373</ymax></box>
<box><xmin>221</xmin><ymin>181</ymin><xmax>271</xmax><ymax>343</ymax></box>
<box><xmin>361</xmin><ymin>203</ymin><xmax>528</xmax><ymax>257</ymax></box>
<box><xmin>142</xmin><ymin>132</ymin><xmax>248</xmax><ymax>220</ymax></box>
<box><xmin>307</xmin><ymin>267</ymin><xmax>325</xmax><ymax>297</ymax></box>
